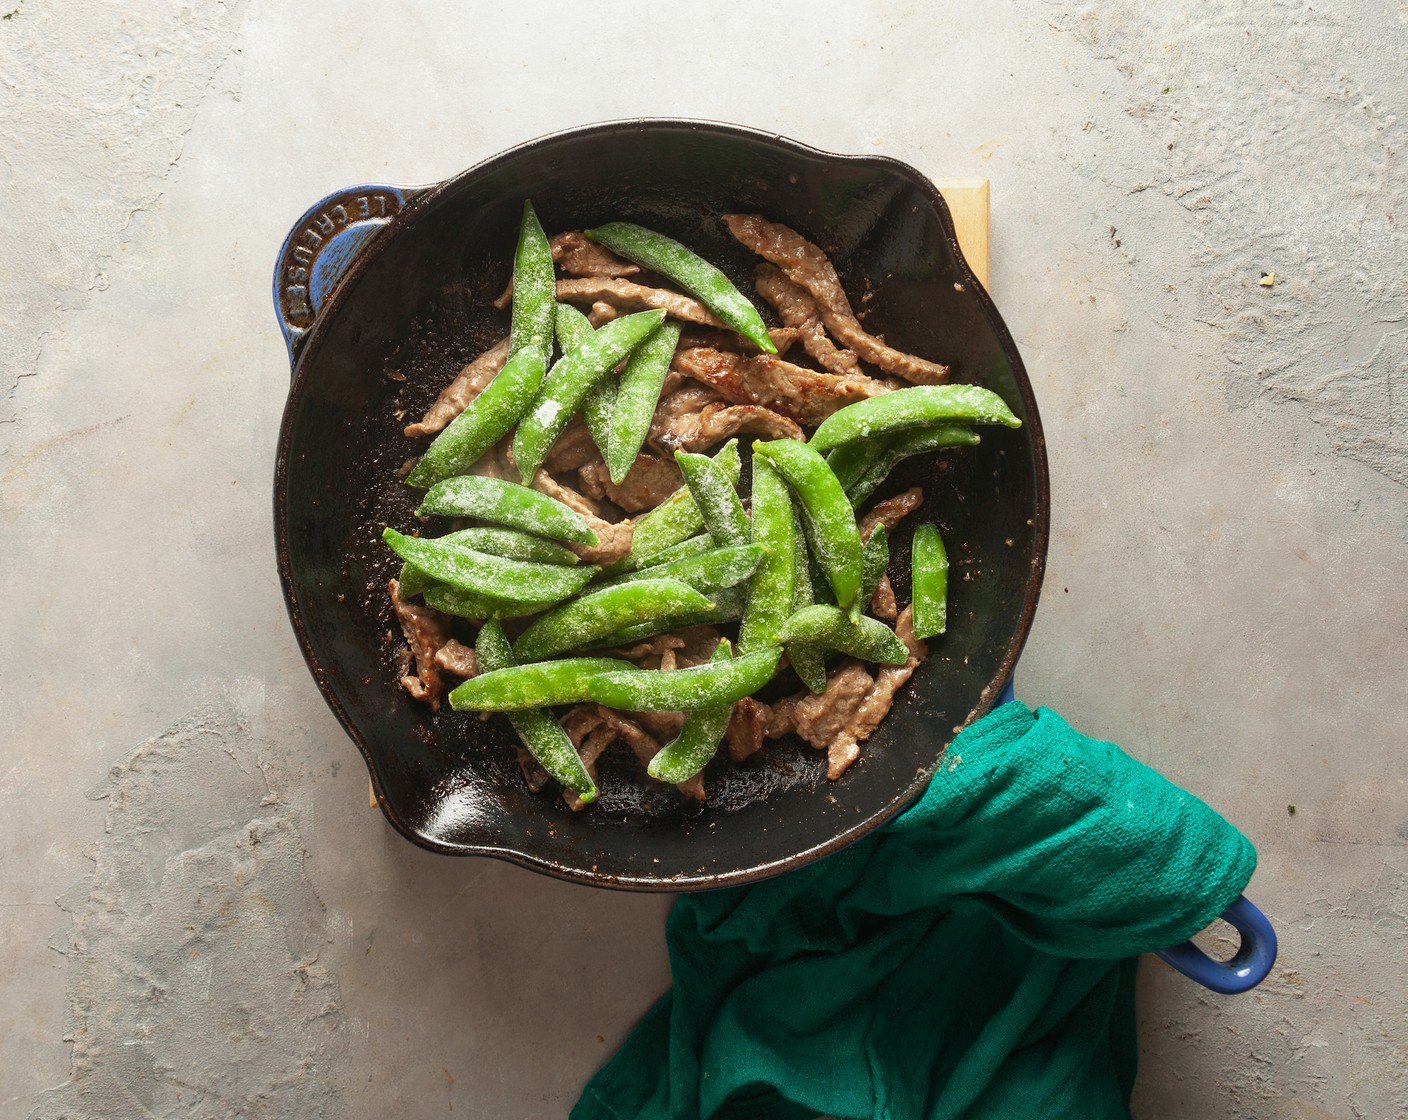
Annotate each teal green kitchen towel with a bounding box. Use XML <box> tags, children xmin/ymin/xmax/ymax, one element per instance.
<box><xmin>573</xmin><ymin>702</ymin><xmax>1257</xmax><ymax>1120</ymax></box>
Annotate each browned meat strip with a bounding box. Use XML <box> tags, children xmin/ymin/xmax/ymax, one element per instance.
<box><xmin>785</xmin><ymin>607</ymin><xmax>930</xmax><ymax>779</ymax></box>
<box><xmin>388</xmin><ymin>578</ymin><xmax>450</xmax><ymax>710</ymax></box>
<box><xmin>672</xmin><ymin>346</ymin><xmax>890</xmax><ymax>426</ymax></box>
<box><xmin>674</xmin><ymin>626</ymin><xmax>725</xmax><ymax>667</ymax></box>
<box><xmin>859</xmin><ymin>487</ymin><xmax>924</xmax><ymax>541</ymax></box>
<box><xmin>792</xmin><ymin>661</ymin><xmax>875</xmax><ymax>755</ymax></box>
<box><xmin>493</xmin><ymin>232</ymin><xmax>642</xmax><ymax>309</ymax></box>
<box><xmin>577</xmin><ymin>454</ymin><xmax>683</xmax><ymax>513</ymax></box>
<box><xmin>531</xmin><ymin>471</ymin><xmax>633</xmax><ymax>565</ymax></box>
<box><xmin>724</xmin><ymin>214</ymin><xmax>951</xmax><ymax>384</ymax></box>
<box><xmin>726</xmin><ymin>698</ymin><xmax>768</xmax><ymax>762</ymax></box>
<box><xmin>555</xmin><ymin>278</ymin><xmax>728</xmax><ymax>329</ymax></box>
<box><xmin>635</xmin><ymin>710</ymin><xmax>686</xmax><ymax>741</ymax></box>
<box><xmin>433</xmin><ymin>639</ymin><xmax>479</xmax><ymax>679</ymax></box>
<box><xmin>587</xmin><ymin>301</ymin><xmax>618</xmax><ymax>327</ymax></box>
<box><xmin>405</xmin><ymin>337</ymin><xmax>511</xmax><ymax>437</ymax></box>
<box><xmin>753</xmin><ymin>263</ymin><xmax>862</xmax><ymax>375</ymax></box>
<box><xmin>832</xmin><ymin>607</ymin><xmax>929</xmax><ymax>779</ymax></box>
<box><xmin>677</xmin><ymin>326</ymin><xmax>801</xmax><ymax>356</ymax></box>
<box><xmin>552</xmin><ymin>231</ymin><xmax>640</xmax><ymax>279</ymax></box>
<box><xmin>614</xmin><ymin>634</ymin><xmax>686</xmax><ymax>668</ymax></box>
<box><xmin>542</xmin><ymin>415</ymin><xmax>600</xmax><ymax>474</ymax></box>
<box><xmin>870</xmin><ymin>573</ymin><xmax>898</xmax><ymax>620</ymax></box>
<box><xmin>596</xmin><ymin>707</ymin><xmax>705</xmax><ymax>801</ymax></box>
<box><xmin>564</xmin><ymin>724</ymin><xmax>618</xmax><ymax>812</ymax></box>
<box><xmin>515</xmin><ymin>750</ymin><xmax>551</xmax><ymax>793</ymax></box>
<box><xmin>648</xmin><ymin>392</ymin><xmax>803</xmax><ymax>454</ymax></box>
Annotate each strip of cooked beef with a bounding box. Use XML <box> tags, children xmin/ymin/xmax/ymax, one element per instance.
<box><xmin>433</xmin><ymin>639</ymin><xmax>479</xmax><ymax>679</ymax></box>
<box><xmin>552</xmin><ymin>231</ymin><xmax>640</xmax><ymax>279</ymax></box>
<box><xmin>726</xmin><ymin>698</ymin><xmax>768</xmax><ymax>762</ymax></box>
<box><xmin>564</xmin><ymin>720</ymin><xmax>619</xmax><ymax>812</ymax></box>
<box><xmin>614</xmin><ymin>633</ymin><xmax>686</xmax><ymax>668</ymax></box>
<box><xmin>541</xmin><ymin>415</ymin><xmax>600</xmax><ymax>474</ymax></box>
<box><xmin>679</xmin><ymin>326</ymin><xmax>801</xmax><ymax>355</ymax></box>
<box><xmin>388</xmin><ymin>578</ymin><xmax>451</xmax><ymax>710</ymax></box>
<box><xmin>785</xmin><ymin>607</ymin><xmax>929</xmax><ymax>779</ymax></box>
<box><xmin>870</xmin><ymin>573</ymin><xmax>898</xmax><ymax>620</ymax></box>
<box><xmin>577</xmin><ymin>454</ymin><xmax>683</xmax><ymax>513</ymax></box>
<box><xmin>634</xmin><ymin>710</ymin><xmax>687</xmax><ymax>741</ymax></box>
<box><xmin>555</xmin><ymin>278</ymin><xmax>728</xmax><ymax>329</ymax></box>
<box><xmin>515</xmin><ymin>750</ymin><xmax>551</xmax><ymax>793</ymax></box>
<box><xmin>595</xmin><ymin>707</ymin><xmax>706</xmax><ymax>801</ymax></box>
<box><xmin>530</xmin><ymin>470</ymin><xmax>634</xmax><ymax>565</ymax></box>
<box><xmin>648</xmin><ymin>384</ymin><xmax>803</xmax><ymax>453</ymax></box>
<box><xmin>859</xmin><ymin>487</ymin><xmax>924</xmax><ymax>541</ymax></box>
<box><xmin>587</xmin><ymin>301</ymin><xmax>618</xmax><ymax>327</ymax></box>
<box><xmin>753</xmin><ymin>262</ymin><xmax>862</xmax><ymax>376</ymax></box>
<box><xmin>493</xmin><ymin>232</ymin><xmax>642</xmax><ymax>309</ymax></box>
<box><xmin>723</xmin><ymin>214</ymin><xmax>951</xmax><ymax>384</ymax></box>
<box><xmin>405</xmin><ymin>337</ymin><xmax>511</xmax><ymax>437</ymax></box>
<box><xmin>672</xmin><ymin>345</ymin><xmax>890</xmax><ymax>426</ymax></box>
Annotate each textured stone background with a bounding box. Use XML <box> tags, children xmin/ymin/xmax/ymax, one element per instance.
<box><xmin>2</xmin><ymin>2</ymin><xmax>1404</xmax><ymax>1117</ymax></box>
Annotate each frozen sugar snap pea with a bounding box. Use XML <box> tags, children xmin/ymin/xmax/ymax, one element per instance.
<box><xmin>808</xmin><ymin>385</ymin><xmax>1020</xmax><ymax>453</ymax></box>
<box><xmin>753</xmin><ymin>438</ymin><xmax>862</xmax><ymax>612</ymax></box>
<box><xmin>647</xmin><ymin>641</ymin><xmax>734</xmax><ymax>784</ymax></box>
<box><xmin>512</xmin><ymin>309</ymin><xmax>665</xmax><ymax>481</ymax></box>
<box><xmin>512</xmin><ymin>578</ymin><xmax>715</xmax><ymax>661</ymax></box>
<box><xmin>416</xmin><ymin>475</ymin><xmax>598</xmax><ymax>545</ymax></box>
<box><xmin>585</xmin><ymin>221</ymin><xmax>776</xmax><ymax>353</ymax></box>
<box><xmin>381</xmin><ymin>528</ymin><xmax>596</xmax><ymax>605</ymax></box>
<box><xmin>476</xmin><ymin>620</ymin><xmax>597</xmax><ymax>802</ymax></box>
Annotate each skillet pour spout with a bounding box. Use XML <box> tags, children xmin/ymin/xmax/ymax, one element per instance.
<box><xmin>272</xmin><ymin>119</ymin><xmax>1049</xmax><ymax>890</ymax></box>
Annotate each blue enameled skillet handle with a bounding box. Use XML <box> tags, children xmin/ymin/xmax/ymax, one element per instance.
<box><xmin>999</xmin><ymin>675</ymin><xmax>1276</xmax><ymax>994</ymax></box>
<box><xmin>1155</xmin><ymin>894</ymin><xmax>1278</xmax><ymax>994</ymax></box>
<box><xmin>272</xmin><ymin>184</ymin><xmax>422</xmax><ymax>366</ymax></box>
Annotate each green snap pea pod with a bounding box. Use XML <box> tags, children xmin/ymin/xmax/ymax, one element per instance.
<box><xmin>513</xmin><ymin>309</ymin><xmax>666</xmax><ymax>481</ymax></box>
<box><xmin>647</xmin><ymin>641</ymin><xmax>734</xmax><ymax>783</ymax></box>
<box><xmin>860</xmin><ymin>524</ymin><xmax>889</xmax><ymax>608</ymax></box>
<box><xmin>779</xmin><ymin>605</ymin><xmax>911</xmax><ymax>666</ymax></box>
<box><xmin>829</xmin><ymin>423</ymin><xmax>981</xmax><ymax>506</ymax></box>
<box><xmin>787</xmin><ymin>497</ymin><xmax>828</xmax><ymax>694</ymax></box>
<box><xmin>808</xmin><ymin>385</ymin><xmax>1021</xmax><ymax>453</ymax></box>
<box><xmin>587</xmin><ymin>646</ymin><xmax>782</xmax><ymax>713</ymax></box>
<box><xmin>617</xmin><ymin>439</ymin><xmax>741</xmax><ymax>570</ymax></box>
<box><xmin>449</xmin><ymin>657</ymin><xmax>638</xmax><ymax>711</ymax></box>
<box><xmin>597</xmin><ymin>544</ymin><xmax>762</xmax><ymax>596</ymax></box>
<box><xmin>911</xmin><ymin>524</ymin><xmax>949</xmax><ymax>640</ymax></box>
<box><xmin>585</xmin><ymin>585</ymin><xmax>747</xmax><ymax>649</ymax></box>
<box><xmin>382</xmin><ymin>529</ymin><xmax>596</xmax><ymax>605</ymax></box>
<box><xmin>628</xmin><ymin>533</ymin><xmax>713</xmax><ymax>571</ymax></box>
<box><xmin>675</xmin><ymin>449</ymin><xmax>751</xmax><ymax>547</ymax></box>
<box><xmin>606</xmin><ymin>320</ymin><xmax>682</xmax><ymax>483</ymax></box>
<box><xmin>416</xmin><ymin>475</ymin><xmax>598</xmax><ymax>545</ymax></box>
<box><xmin>737</xmin><ymin>455</ymin><xmax>796</xmax><ymax>653</ymax></box>
<box><xmin>422</xmin><ymin>584</ymin><xmax>559</xmax><ymax>621</ymax></box>
<box><xmin>555</xmin><ymin>302</ymin><xmax>615</xmax><ymax>460</ymax></box>
<box><xmin>584</xmin><ymin>222</ymin><xmax>776</xmax><ymax>354</ymax></box>
<box><xmin>509</xmin><ymin>200</ymin><xmax>556</xmax><ymax>372</ymax></box>
<box><xmin>399</xmin><ymin>526</ymin><xmax>579</xmax><ymax>602</ymax></box>
<box><xmin>753</xmin><ymin>439</ymin><xmax>862</xmax><ymax>611</ymax></box>
<box><xmin>512</xmin><ymin>578</ymin><xmax>715</xmax><ymax>661</ymax></box>
<box><xmin>404</xmin><ymin>348</ymin><xmax>546</xmax><ymax>489</ymax></box>
<box><xmin>476</xmin><ymin>620</ymin><xmax>597</xmax><ymax>802</ymax></box>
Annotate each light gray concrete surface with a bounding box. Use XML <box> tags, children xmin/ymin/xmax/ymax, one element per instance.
<box><xmin>2</xmin><ymin>1</ymin><xmax>1404</xmax><ymax>1116</ymax></box>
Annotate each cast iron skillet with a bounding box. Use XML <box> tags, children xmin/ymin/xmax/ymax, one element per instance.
<box><xmin>272</xmin><ymin>119</ymin><xmax>1049</xmax><ymax>890</ymax></box>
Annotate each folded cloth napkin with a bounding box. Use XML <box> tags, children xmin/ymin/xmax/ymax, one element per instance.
<box><xmin>572</xmin><ymin>702</ymin><xmax>1256</xmax><ymax>1120</ymax></box>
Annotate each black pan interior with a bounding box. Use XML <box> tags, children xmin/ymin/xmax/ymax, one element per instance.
<box><xmin>275</xmin><ymin>121</ymin><xmax>1048</xmax><ymax>889</ymax></box>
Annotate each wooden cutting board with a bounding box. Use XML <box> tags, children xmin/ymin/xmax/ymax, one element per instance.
<box><xmin>934</xmin><ymin>178</ymin><xmax>991</xmax><ymax>289</ymax></box>
<box><xmin>367</xmin><ymin>179</ymin><xmax>991</xmax><ymax>811</ymax></box>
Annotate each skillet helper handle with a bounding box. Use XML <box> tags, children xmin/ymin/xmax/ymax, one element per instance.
<box><xmin>272</xmin><ymin>184</ymin><xmax>421</xmax><ymax>367</ymax></box>
<box><xmin>1155</xmin><ymin>894</ymin><xmax>1277</xmax><ymax>994</ymax></box>
<box><xmin>996</xmin><ymin>674</ymin><xmax>1276</xmax><ymax>994</ymax></box>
